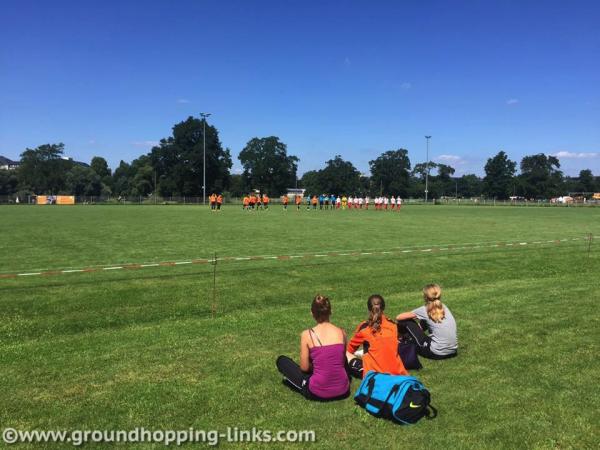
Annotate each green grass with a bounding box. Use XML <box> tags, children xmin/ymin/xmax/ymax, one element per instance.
<box><xmin>1</xmin><ymin>205</ymin><xmax>599</xmax><ymax>449</ymax></box>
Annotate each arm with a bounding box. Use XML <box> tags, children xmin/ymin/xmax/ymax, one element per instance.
<box><xmin>396</xmin><ymin>311</ymin><xmax>417</xmax><ymax>321</ymax></box>
<box><xmin>346</xmin><ymin>326</ymin><xmax>365</xmax><ymax>355</ymax></box>
<box><xmin>299</xmin><ymin>330</ymin><xmax>311</xmax><ymax>372</ymax></box>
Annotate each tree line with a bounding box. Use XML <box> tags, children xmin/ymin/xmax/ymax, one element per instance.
<box><xmin>1</xmin><ymin>116</ymin><xmax>598</xmax><ymax>200</ymax></box>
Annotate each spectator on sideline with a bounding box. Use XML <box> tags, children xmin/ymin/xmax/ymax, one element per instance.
<box><xmin>347</xmin><ymin>294</ymin><xmax>409</xmax><ymax>379</ymax></box>
<box><xmin>396</xmin><ymin>284</ymin><xmax>458</xmax><ymax>360</ymax></box>
<box><xmin>276</xmin><ymin>295</ymin><xmax>350</xmax><ymax>400</ymax></box>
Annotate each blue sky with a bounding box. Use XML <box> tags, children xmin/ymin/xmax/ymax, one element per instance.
<box><xmin>1</xmin><ymin>0</ymin><xmax>599</xmax><ymax>176</ymax></box>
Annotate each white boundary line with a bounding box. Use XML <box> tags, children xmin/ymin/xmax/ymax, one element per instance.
<box><xmin>0</xmin><ymin>234</ymin><xmax>594</xmax><ymax>280</ymax></box>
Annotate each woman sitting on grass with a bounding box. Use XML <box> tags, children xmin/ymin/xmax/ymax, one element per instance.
<box><xmin>396</xmin><ymin>284</ymin><xmax>458</xmax><ymax>360</ymax></box>
<box><xmin>276</xmin><ymin>295</ymin><xmax>350</xmax><ymax>400</ymax></box>
<box><xmin>346</xmin><ymin>294</ymin><xmax>409</xmax><ymax>378</ymax></box>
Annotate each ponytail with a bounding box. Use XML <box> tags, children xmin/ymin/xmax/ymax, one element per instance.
<box><xmin>423</xmin><ymin>284</ymin><xmax>445</xmax><ymax>323</ymax></box>
<box><xmin>367</xmin><ymin>294</ymin><xmax>385</xmax><ymax>333</ymax></box>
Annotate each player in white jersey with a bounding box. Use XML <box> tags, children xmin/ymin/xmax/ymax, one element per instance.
<box><xmin>390</xmin><ymin>196</ymin><xmax>396</xmax><ymax>210</ymax></box>
<box><xmin>365</xmin><ymin>196</ymin><xmax>370</xmax><ymax>209</ymax></box>
<box><xmin>348</xmin><ymin>196</ymin><xmax>353</xmax><ymax>209</ymax></box>
<box><xmin>353</xmin><ymin>197</ymin><xmax>359</xmax><ymax>208</ymax></box>
<box><xmin>358</xmin><ymin>197</ymin><xmax>363</xmax><ymax>208</ymax></box>
<box><xmin>397</xmin><ymin>196</ymin><xmax>402</xmax><ymax>210</ymax></box>
<box><xmin>336</xmin><ymin>196</ymin><xmax>341</xmax><ymax>209</ymax></box>
<box><xmin>383</xmin><ymin>196</ymin><xmax>389</xmax><ymax>210</ymax></box>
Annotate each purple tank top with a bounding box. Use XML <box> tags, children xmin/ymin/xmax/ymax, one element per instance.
<box><xmin>308</xmin><ymin>343</ymin><xmax>349</xmax><ymax>398</ymax></box>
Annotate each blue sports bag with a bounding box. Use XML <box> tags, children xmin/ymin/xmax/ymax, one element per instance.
<box><xmin>354</xmin><ymin>371</ymin><xmax>437</xmax><ymax>424</ymax></box>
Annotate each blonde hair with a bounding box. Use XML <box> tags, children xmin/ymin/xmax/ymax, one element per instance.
<box><xmin>423</xmin><ymin>284</ymin><xmax>445</xmax><ymax>323</ymax></box>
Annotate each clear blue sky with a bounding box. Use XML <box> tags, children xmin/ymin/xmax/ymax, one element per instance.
<box><xmin>1</xmin><ymin>0</ymin><xmax>599</xmax><ymax>176</ymax></box>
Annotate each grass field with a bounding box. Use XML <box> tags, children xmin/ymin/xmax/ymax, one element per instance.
<box><xmin>1</xmin><ymin>205</ymin><xmax>599</xmax><ymax>449</ymax></box>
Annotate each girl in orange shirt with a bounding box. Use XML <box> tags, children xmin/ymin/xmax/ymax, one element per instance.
<box><xmin>347</xmin><ymin>294</ymin><xmax>408</xmax><ymax>378</ymax></box>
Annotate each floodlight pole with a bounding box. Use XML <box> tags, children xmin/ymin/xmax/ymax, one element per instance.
<box><xmin>200</xmin><ymin>112</ymin><xmax>212</xmax><ymax>205</ymax></box>
<box><xmin>425</xmin><ymin>136</ymin><xmax>431</xmax><ymax>203</ymax></box>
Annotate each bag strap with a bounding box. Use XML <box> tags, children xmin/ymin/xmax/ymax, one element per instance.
<box><xmin>425</xmin><ymin>404</ymin><xmax>438</xmax><ymax>419</ymax></box>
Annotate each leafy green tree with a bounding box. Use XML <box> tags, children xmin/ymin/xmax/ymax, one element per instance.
<box><xmin>576</xmin><ymin>169</ymin><xmax>595</xmax><ymax>192</ymax></box>
<box><xmin>130</xmin><ymin>155</ymin><xmax>154</xmax><ymax>197</ymax></box>
<box><xmin>319</xmin><ymin>155</ymin><xmax>361</xmax><ymax>194</ymax></box>
<box><xmin>483</xmin><ymin>151</ymin><xmax>516</xmax><ymax>199</ymax></box>
<box><xmin>299</xmin><ymin>170</ymin><xmax>323</xmax><ymax>195</ymax></box>
<box><xmin>238</xmin><ymin>136</ymin><xmax>298</xmax><ymax>195</ymax></box>
<box><xmin>457</xmin><ymin>174</ymin><xmax>483</xmax><ymax>198</ymax></box>
<box><xmin>369</xmin><ymin>149</ymin><xmax>411</xmax><ymax>196</ymax></box>
<box><xmin>66</xmin><ymin>165</ymin><xmax>102</xmax><ymax>196</ymax></box>
<box><xmin>0</xmin><ymin>169</ymin><xmax>18</xmax><ymax>195</ymax></box>
<box><xmin>112</xmin><ymin>161</ymin><xmax>132</xmax><ymax>196</ymax></box>
<box><xmin>90</xmin><ymin>156</ymin><xmax>111</xmax><ymax>178</ymax></box>
<box><xmin>17</xmin><ymin>143</ymin><xmax>73</xmax><ymax>194</ymax></box>
<box><xmin>150</xmin><ymin>116</ymin><xmax>232</xmax><ymax>196</ymax></box>
<box><xmin>228</xmin><ymin>174</ymin><xmax>246</xmax><ymax>197</ymax></box>
<box><xmin>518</xmin><ymin>153</ymin><xmax>563</xmax><ymax>199</ymax></box>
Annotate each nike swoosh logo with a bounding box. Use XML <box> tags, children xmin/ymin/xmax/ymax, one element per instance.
<box><xmin>409</xmin><ymin>402</ymin><xmax>421</xmax><ymax>408</ymax></box>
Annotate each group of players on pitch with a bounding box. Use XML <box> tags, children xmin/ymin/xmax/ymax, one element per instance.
<box><xmin>292</xmin><ymin>194</ymin><xmax>403</xmax><ymax>211</ymax></box>
<box><xmin>236</xmin><ymin>193</ymin><xmax>404</xmax><ymax>211</ymax></box>
<box><xmin>276</xmin><ymin>285</ymin><xmax>458</xmax><ymax>401</ymax></box>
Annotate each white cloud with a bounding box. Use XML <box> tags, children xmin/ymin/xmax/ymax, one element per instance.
<box><xmin>506</xmin><ymin>98</ymin><xmax>519</xmax><ymax>105</ymax></box>
<box><xmin>132</xmin><ymin>140</ymin><xmax>160</xmax><ymax>148</ymax></box>
<box><xmin>553</xmin><ymin>151</ymin><xmax>599</xmax><ymax>159</ymax></box>
<box><xmin>177</xmin><ymin>98</ymin><xmax>190</xmax><ymax>104</ymax></box>
<box><xmin>400</xmin><ymin>82</ymin><xmax>412</xmax><ymax>90</ymax></box>
<box><xmin>436</xmin><ymin>154</ymin><xmax>462</xmax><ymax>163</ymax></box>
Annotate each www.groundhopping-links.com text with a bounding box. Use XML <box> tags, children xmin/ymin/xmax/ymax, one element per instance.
<box><xmin>2</xmin><ymin>427</ymin><xmax>316</xmax><ymax>446</ymax></box>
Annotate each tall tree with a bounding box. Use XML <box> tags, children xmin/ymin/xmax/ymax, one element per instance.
<box><xmin>0</xmin><ymin>169</ymin><xmax>18</xmax><ymax>195</ymax></box>
<box><xmin>299</xmin><ymin>170</ymin><xmax>323</xmax><ymax>195</ymax></box>
<box><xmin>457</xmin><ymin>174</ymin><xmax>483</xmax><ymax>198</ymax></box>
<box><xmin>519</xmin><ymin>153</ymin><xmax>563</xmax><ymax>198</ymax></box>
<box><xmin>112</xmin><ymin>161</ymin><xmax>132</xmax><ymax>197</ymax></box>
<box><xmin>238</xmin><ymin>136</ymin><xmax>298</xmax><ymax>195</ymax></box>
<box><xmin>369</xmin><ymin>149</ymin><xmax>411</xmax><ymax>196</ymax></box>
<box><xmin>149</xmin><ymin>116</ymin><xmax>232</xmax><ymax>196</ymax></box>
<box><xmin>66</xmin><ymin>165</ymin><xmax>102</xmax><ymax>196</ymax></box>
<box><xmin>318</xmin><ymin>155</ymin><xmax>361</xmax><ymax>194</ymax></box>
<box><xmin>17</xmin><ymin>143</ymin><xmax>73</xmax><ymax>194</ymax></box>
<box><xmin>483</xmin><ymin>151</ymin><xmax>516</xmax><ymax>199</ymax></box>
<box><xmin>576</xmin><ymin>169</ymin><xmax>595</xmax><ymax>192</ymax></box>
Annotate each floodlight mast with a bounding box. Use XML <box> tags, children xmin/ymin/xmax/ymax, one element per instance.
<box><xmin>200</xmin><ymin>112</ymin><xmax>212</xmax><ymax>205</ymax></box>
<box><xmin>425</xmin><ymin>136</ymin><xmax>431</xmax><ymax>203</ymax></box>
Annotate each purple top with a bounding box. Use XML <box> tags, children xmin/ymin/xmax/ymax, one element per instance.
<box><xmin>308</xmin><ymin>343</ymin><xmax>349</xmax><ymax>398</ymax></box>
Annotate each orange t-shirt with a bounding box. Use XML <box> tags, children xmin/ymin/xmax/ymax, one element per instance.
<box><xmin>217</xmin><ymin>195</ymin><xmax>223</xmax><ymax>204</ymax></box>
<box><xmin>311</xmin><ymin>196</ymin><xmax>318</xmax><ymax>205</ymax></box>
<box><xmin>347</xmin><ymin>315</ymin><xmax>408</xmax><ymax>377</ymax></box>
<box><xmin>243</xmin><ymin>197</ymin><xmax>249</xmax><ymax>206</ymax></box>
<box><xmin>209</xmin><ymin>194</ymin><xmax>217</xmax><ymax>203</ymax></box>
<box><xmin>282</xmin><ymin>196</ymin><xmax>289</xmax><ymax>204</ymax></box>
<box><xmin>295</xmin><ymin>195</ymin><xmax>302</xmax><ymax>205</ymax></box>
<box><xmin>262</xmin><ymin>195</ymin><xmax>269</xmax><ymax>204</ymax></box>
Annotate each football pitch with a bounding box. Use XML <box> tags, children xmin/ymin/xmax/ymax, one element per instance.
<box><xmin>1</xmin><ymin>205</ymin><xmax>599</xmax><ymax>449</ymax></box>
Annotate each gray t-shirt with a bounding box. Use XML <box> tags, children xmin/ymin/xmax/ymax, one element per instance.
<box><xmin>412</xmin><ymin>305</ymin><xmax>458</xmax><ymax>355</ymax></box>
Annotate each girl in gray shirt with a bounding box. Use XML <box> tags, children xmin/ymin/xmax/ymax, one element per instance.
<box><xmin>396</xmin><ymin>284</ymin><xmax>458</xmax><ymax>359</ymax></box>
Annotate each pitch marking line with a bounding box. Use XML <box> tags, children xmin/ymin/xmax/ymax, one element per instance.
<box><xmin>2</xmin><ymin>236</ymin><xmax>591</xmax><ymax>280</ymax></box>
